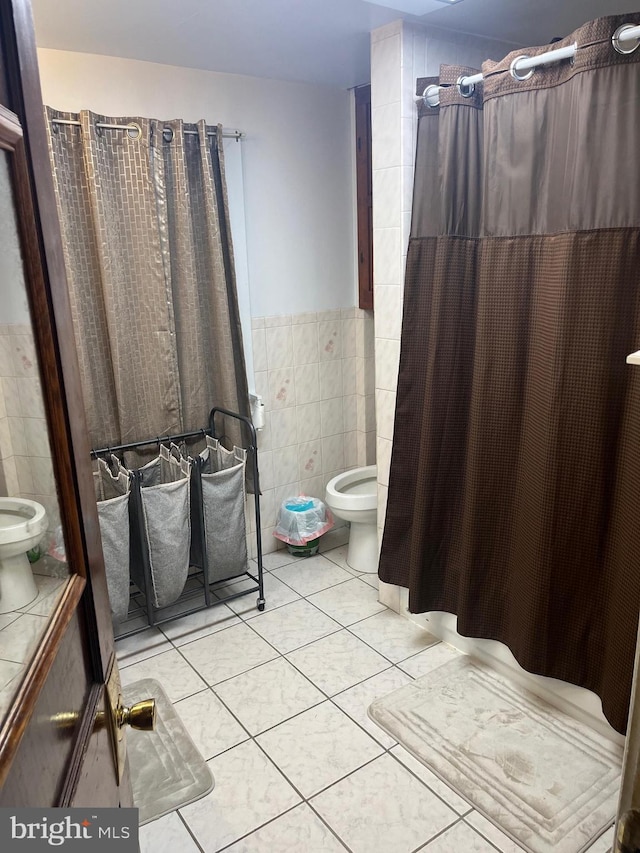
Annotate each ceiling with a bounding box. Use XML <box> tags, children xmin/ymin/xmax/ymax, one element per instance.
<box><xmin>31</xmin><ymin>0</ymin><xmax>640</xmax><ymax>90</ymax></box>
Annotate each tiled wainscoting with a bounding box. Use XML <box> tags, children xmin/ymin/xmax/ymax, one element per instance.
<box><xmin>0</xmin><ymin>324</ymin><xmax>60</xmax><ymax>535</ymax></box>
<box><xmin>247</xmin><ymin>309</ymin><xmax>376</xmax><ymax>557</ymax></box>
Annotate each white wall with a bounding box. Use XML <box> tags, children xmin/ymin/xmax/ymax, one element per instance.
<box><xmin>36</xmin><ymin>48</ymin><xmax>358</xmax><ymax>318</ymax></box>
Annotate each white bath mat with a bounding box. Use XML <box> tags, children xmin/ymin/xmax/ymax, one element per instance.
<box><xmin>124</xmin><ymin>678</ymin><xmax>214</xmax><ymax>825</ymax></box>
<box><xmin>369</xmin><ymin>656</ymin><xmax>622</xmax><ymax>853</ymax></box>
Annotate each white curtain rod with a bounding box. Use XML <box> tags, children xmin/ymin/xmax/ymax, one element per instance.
<box><xmin>49</xmin><ymin>118</ymin><xmax>245</xmax><ymax>141</ymax></box>
<box><xmin>417</xmin><ymin>22</ymin><xmax>640</xmax><ymax>108</ymax></box>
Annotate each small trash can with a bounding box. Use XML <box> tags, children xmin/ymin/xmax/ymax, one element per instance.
<box><xmin>273</xmin><ymin>496</ymin><xmax>334</xmax><ymax>557</ymax></box>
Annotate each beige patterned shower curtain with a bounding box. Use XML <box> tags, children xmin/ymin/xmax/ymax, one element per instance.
<box><xmin>45</xmin><ymin>110</ymin><xmax>249</xmax><ymax>451</ymax></box>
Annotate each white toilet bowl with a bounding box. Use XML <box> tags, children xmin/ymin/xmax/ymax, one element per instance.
<box><xmin>0</xmin><ymin>498</ymin><xmax>48</xmax><ymax>613</ymax></box>
<box><xmin>325</xmin><ymin>465</ymin><xmax>378</xmax><ymax>573</ymax></box>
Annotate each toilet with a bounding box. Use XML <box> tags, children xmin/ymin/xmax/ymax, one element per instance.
<box><xmin>325</xmin><ymin>465</ymin><xmax>377</xmax><ymax>573</ymax></box>
<box><xmin>0</xmin><ymin>498</ymin><xmax>48</xmax><ymax>613</ymax></box>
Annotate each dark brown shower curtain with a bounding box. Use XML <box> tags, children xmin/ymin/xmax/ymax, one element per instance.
<box><xmin>45</xmin><ymin>110</ymin><xmax>249</xmax><ymax>450</ymax></box>
<box><xmin>379</xmin><ymin>14</ymin><xmax>640</xmax><ymax>734</ymax></box>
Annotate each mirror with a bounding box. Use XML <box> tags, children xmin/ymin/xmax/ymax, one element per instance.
<box><xmin>0</xmin><ymin>148</ymin><xmax>70</xmax><ymax>722</ymax></box>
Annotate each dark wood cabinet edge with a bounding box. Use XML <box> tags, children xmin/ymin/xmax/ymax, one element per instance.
<box><xmin>355</xmin><ymin>84</ymin><xmax>373</xmax><ymax>311</ymax></box>
<box><xmin>0</xmin><ymin>574</ymin><xmax>86</xmax><ymax>786</ymax></box>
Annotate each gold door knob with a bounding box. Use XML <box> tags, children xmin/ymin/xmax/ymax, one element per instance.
<box><xmin>117</xmin><ymin>698</ymin><xmax>156</xmax><ymax>731</ymax></box>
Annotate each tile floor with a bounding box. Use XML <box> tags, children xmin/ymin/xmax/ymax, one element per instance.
<box><xmin>0</xmin><ymin>560</ymin><xmax>67</xmax><ymax>718</ymax></box>
<box><xmin>117</xmin><ymin>538</ymin><xmax>615</xmax><ymax>853</ymax></box>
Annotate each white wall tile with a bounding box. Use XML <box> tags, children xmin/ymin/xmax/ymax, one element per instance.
<box><xmin>375</xmin><ymin>338</ymin><xmax>400</xmax><ymax>392</ymax></box>
<box><xmin>342</xmin><ymin>358</ymin><xmax>357</xmax><ymax>397</ymax></box>
<box><xmin>344</xmin><ymin>431</ymin><xmax>358</xmax><ymax>469</ymax></box>
<box><xmin>373</xmin><ymin>227</ymin><xmax>403</xmax><ymax>286</ymax></box>
<box><xmin>372</xmin><ymin>167</ymin><xmax>401</xmax><ymax>230</ymax></box>
<box><xmin>371</xmin><ymin>34</ymin><xmax>402</xmax><ymax>105</ymax></box>
<box><xmin>251</xmin><ymin>328</ymin><xmax>268</xmax><ymax>372</ymax></box>
<box><xmin>376</xmin><ymin>389</ymin><xmax>396</xmax><ymax>441</ymax></box>
<box><xmin>342</xmin><ymin>318</ymin><xmax>357</xmax><ymax>357</ymax></box>
<box><xmin>272</xmin><ymin>446</ymin><xmax>299</xmax><ymax>488</ymax></box>
<box><xmin>264</xmin><ymin>314</ymin><xmax>291</xmax><ymax>328</ymax></box>
<box><xmin>319</xmin><ymin>361</ymin><xmax>343</xmax><ymax>401</ymax></box>
<box><xmin>377</xmin><ymin>437</ymin><xmax>392</xmax><ymax>487</ymax></box>
<box><xmin>320</xmin><ymin>398</ymin><xmax>344</xmax><ymax>437</ymax></box>
<box><xmin>266</xmin><ymin>325</ymin><xmax>293</xmax><ymax>369</ymax></box>
<box><xmin>322</xmin><ymin>434</ymin><xmax>344</xmax><ymax>474</ymax></box>
<box><xmin>294</xmin><ymin>364</ymin><xmax>320</xmax><ymax>405</ymax></box>
<box><xmin>268</xmin><ymin>368</ymin><xmax>296</xmax><ymax>410</ymax></box>
<box><xmin>318</xmin><ymin>320</ymin><xmax>342</xmax><ymax>360</ymax></box>
<box><xmin>372</xmin><ymin>103</ymin><xmax>402</xmax><ymax>171</ymax></box>
<box><xmin>270</xmin><ymin>408</ymin><xmax>298</xmax><ymax>449</ymax></box>
<box><xmin>343</xmin><ymin>395</ymin><xmax>357</xmax><ymax>432</ymax></box>
<box><xmin>374</xmin><ymin>286</ymin><xmax>402</xmax><ymax>340</ymax></box>
<box><xmin>292</xmin><ymin>323</ymin><xmax>319</xmax><ymax>365</ymax></box>
<box><xmin>298</xmin><ymin>440</ymin><xmax>323</xmax><ymax>481</ymax></box>
<box><xmin>296</xmin><ymin>403</ymin><xmax>321</xmax><ymax>442</ymax></box>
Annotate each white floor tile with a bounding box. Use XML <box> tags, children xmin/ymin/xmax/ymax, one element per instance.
<box><xmin>179</xmin><ymin>623</ymin><xmax>279</xmax><ymax>685</ymax></box>
<box><xmin>349</xmin><ymin>609</ymin><xmax>440</xmax><ymax>662</ymax></box>
<box><xmin>180</xmin><ymin>740</ymin><xmax>301</xmax><ymax>852</ymax></box>
<box><xmin>256</xmin><ymin>701</ymin><xmax>383</xmax><ymax>798</ymax></box>
<box><xmin>115</xmin><ymin>627</ymin><xmax>173</xmax><ymax>666</ymax></box>
<box><xmin>0</xmin><ymin>613</ymin><xmax>48</xmax><ymax>663</ymax></box>
<box><xmin>397</xmin><ymin>642</ymin><xmax>462</xmax><ymax>678</ymax></box>
<box><xmin>286</xmin><ymin>630</ymin><xmax>390</xmax><ymax>695</ymax></box>
<box><xmin>224</xmin><ymin>803</ymin><xmax>347</xmax><ymax>852</ymax></box>
<box><xmin>248</xmin><ymin>599</ymin><xmax>341</xmax><ymax>654</ymax></box>
<box><xmin>120</xmin><ymin>649</ymin><xmax>206</xmax><ymax>703</ymax></box>
<box><xmin>272</xmin><ymin>555</ymin><xmax>353</xmax><ymax>596</ymax></box>
<box><xmin>361</xmin><ymin>573</ymin><xmax>379</xmax><ymax>589</ymax></box>
<box><xmin>421</xmin><ymin>820</ymin><xmax>497</xmax><ymax>852</ymax></box>
<box><xmin>307</xmin><ymin>578</ymin><xmax>386</xmax><ymax>626</ymax></box>
<box><xmin>332</xmin><ymin>667</ymin><xmax>413</xmax><ymax>748</ymax></box>
<box><xmin>311</xmin><ymin>753</ymin><xmax>457</xmax><ymax>853</ymax></box>
<box><xmin>465</xmin><ymin>812</ymin><xmax>528</xmax><ymax>852</ymax></box>
<box><xmin>260</xmin><ymin>550</ymin><xmax>301</xmax><ymax>571</ymax></box>
<box><xmin>214</xmin><ymin>657</ymin><xmax>324</xmax><ymax>735</ymax></box>
<box><xmin>218</xmin><ymin>572</ymin><xmax>300</xmax><ymax>619</ymax></box>
<box><xmin>139</xmin><ymin>811</ymin><xmax>199</xmax><ymax>853</ymax></box>
<box><xmin>390</xmin><ymin>746</ymin><xmax>471</xmax><ymax>815</ymax></box>
<box><xmin>159</xmin><ymin>603</ymin><xmax>240</xmax><ymax>646</ymax></box>
<box><xmin>174</xmin><ymin>689</ymin><xmax>249</xmax><ymax>759</ymax></box>
<box><xmin>320</xmin><ymin>543</ymin><xmax>351</xmax><ymax>571</ymax></box>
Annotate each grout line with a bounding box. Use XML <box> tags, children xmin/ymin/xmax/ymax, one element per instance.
<box><xmin>175</xmin><ymin>810</ymin><xmax>205</xmax><ymax>852</ymax></box>
<box><xmin>410</xmin><ymin>814</ymin><xmax>466</xmax><ymax>852</ymax></box>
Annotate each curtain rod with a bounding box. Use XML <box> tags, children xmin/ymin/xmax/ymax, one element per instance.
<box><xmin>417</xmin><ymin>21</ymin><xmax>640</xmax><ymax>108</ymax></box>
<box><xmin>49</xmin><ymin>117</ymin><xmax>245</xmax><ymax>140</ymax></box>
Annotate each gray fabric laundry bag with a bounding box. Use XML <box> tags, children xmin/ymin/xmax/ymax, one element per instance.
<box><xmin>132</xmin><ymin>446</ymin><xmax>192</xmax><ymax>609</ymax></box>
<box><xmin>94</xmin><ymin>456</ymin><xmax>131</xmax><ymax>623</ymax></box>
<box><xmin>193</xmin><ymin>437</ymin><xmax>249</xmax><ymax>583</ymax></box>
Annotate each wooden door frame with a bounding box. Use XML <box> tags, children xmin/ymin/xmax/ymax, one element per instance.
<box><xmin>0</xmin><ymin>0</ymin><xmax>118</xmax><ymax>795</ymax></box>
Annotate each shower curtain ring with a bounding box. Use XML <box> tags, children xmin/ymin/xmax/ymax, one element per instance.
<box><xmin>510</xmin><ymin>55</ymin><xmax>535</xmax><ymax>81</ymax></box>
<box><xmin>456</xmin><ymin>76</ymin><xmax>476</xmax><ymax>98</ymax></box>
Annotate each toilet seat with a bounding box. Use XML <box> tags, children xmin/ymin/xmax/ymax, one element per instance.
<box><xmin>0</xmin><ymin>498</ymin><xmax>48</xmax><ymax>545</ymax></box>
<box><xmin>325</xmin><ymin>465</ymin><xmax>377</xmax><ymax>512</ymax></box>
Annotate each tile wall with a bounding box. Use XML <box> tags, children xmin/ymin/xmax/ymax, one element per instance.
<box><xmin>370</xmin><ymin>21</ymin><xmax>518</xmax><ymax>607</ymax></box>
<box><xmin>247</xmin><ymin>309</ymin><xmax>375</xmax><ymax>557</ymax></box>
<box><xmin>0</xmin><ymin>324</ymin><xmax>60</xmax><ymax>537</ymax></box>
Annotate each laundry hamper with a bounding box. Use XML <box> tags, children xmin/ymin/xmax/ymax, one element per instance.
<box><xmin>191</xmin><ymin>436</ymin><xmax>249</xmax><ymax>584</ymax></box>
<box><xmin>129</xmin><ymin>446</ymin><xmax>192</xmax><ymax>609</ymax></box>
<box><xmin>94</xmin><ymin>456</ymin><xmax>131</xmax><ymax>623</ymax></box>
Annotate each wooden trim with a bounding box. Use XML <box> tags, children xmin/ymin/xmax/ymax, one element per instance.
<box><xmin>355</xmin><ymin>84</ymin><xmax>373</xmax><ymax>311</ymax></box>
<box><xmin>0</xmin><ymin>102</ymin><xmax>21</xmax><ymax>147</ymax></box>
<box><xmin>0</xmin><ymin>574</ymin><xmax>86</xmax><ymax>787</ymax></box>
<box><xmin>59</xmin><ymin>681</ymin><xmax>111</xmax><ymax>806</ymax></box>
